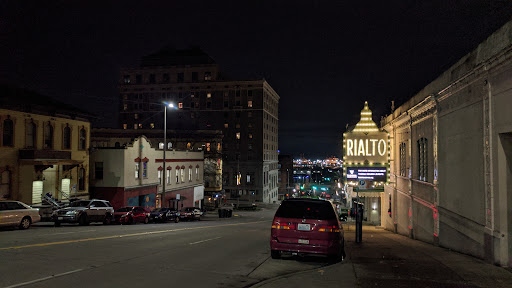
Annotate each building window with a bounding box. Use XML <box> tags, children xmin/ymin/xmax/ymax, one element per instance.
<box><xmin>247</xmin><ymin>174</ymin><xmax>253</xmax><ymax>185</ymax></box>
<box><xmin>135</xmin><ymin>163</ymin><xmax>140</xmax><ymax>178</ymax></box>
<box><xmin>187</xmin><ymin>142</ymin><xmax>192</xmax><ymax>150</ymax></box>
<box><xmin>79</xmin><ymin>128</ymin><xmax>86</xmax><ymax>150</ymax></box>
<box><xmin>123</xmin><ymin>104</ymin><xmax>128</xmax><ymax>111</ymax></box>
<box><xmin>224</xmin><ymin>101</ymin><xmax>228</xmax><ymax>108</ymax></box>
<box><xmin>204</xmin><ymin>72</ymin><xmax>212</xmax><ymax>81</ymax></box>
<box><xmin>142</xmin><ymin>162</ymin><xmax>148</xmax><ymax>178</ymax></box>
<box><xmin>188</xmin><ymin>167</ymin><xmax>192</xmax><ymax>181</ymax></box>
<box><xmin>399</xmin><ymin>142</ymin><xmax>406</xmax><ymax>177</ymax></box>
<box><xmin>134</xmin><ymin>124</ymin><xmax>138</xmax><ymax>130</ymax></box>
<box><xmin>248</xmin><ymin>133</ymin><xmax>253</xmax><ymax>139</ymax></box>
<box><xmin>179</xmin><ymin>102</ymin><xmax>183</xmax><ymax>109</ymax></box>
<box><xmin>158</xmin><ymin>170</ymin><xmax>162</xmax><ymax>183</ymax></box>
<box><xmin>236</xmin><ymin>123</ymin><xmax>240</xmax><ymax>128</ymax></box>
<box><xmin>192</xmin><ymin>72</ymin><xmax>198</xmax><ymax>82</ymax></box>
<box><xmin>95</xmin><ymin>162</ymin><xmax>103</xmax><ymax>180</ymax></box>
<box><xmin>206</xmin><ymin>101</ymin><xmax>212</xmax><ymax>108</ymax></box>
<box><xmin>248</xmin><ymin>143</ymin><xmax>253</xmax><ymax>151</ymax></box>
<box><xmin>196</xmin><ymin>167</ymin><xmax>199</xmax><ymax>180</ymax></box>
<box><xmin>136</xmin><ymin>74</ymin><xmax>142</xmax><ymax>84</ymax></box>
<box><xmin>2</xmin><ymin>118</ymin><xmax>13</xmax><ymax>147</ymax></box>
<box><xmin>43</xmin><ymin>122</ymin><xmax>53</xmax><ymax>149</ymax></box>
<box><xmin>248</xmin><ymin>100</ymin><xmax>253</xmax><ymax>108</ymax></box>
<box><xmin>180</xmin><ymin>168</ymin><xmax>185</xmax><ymax>183</ymax></box>
<box><xmin>206</xmin><ymin>143</ymin><xmax>211</xmax><ymax>151</ymax></box>
<box><xmin>123</xmin><ymin>75</ymin><xmax>131</xmax><ymax>84</ymax></box>
<box><xmin>236</xmin><ymin>132</ymin><xmax>241</xmax><ymax>140</ymax></box>
<box><xmin>248</xmin><ymin>112</ymin><xmax>252</xmax><ymax>118</ymax></box>
<box><xmin>78</xmin><ymin>167</ymin><xmax>85</xmax><ymax>191</ymax></box>
<box><xmin>166</xmin><ymin>169</ymin><xmax>171</xmax><ymax>184</ymax></box>
<box><xmin>224</xmin><ymin>123</ymin><xmax>228</xmax><ymax>128</ymax></box>
<box><xmin>150</xmin><ymin>123</ymin><xmax>155</xmax><ymax>129</ymax></box>
<box><xmin>175</xmin><ymin>169</ymin><xmax>180</xmax><ymax>184</ymax></box>
<box><xmin>149</xmin><ymin>74</ymin><xmax>156</xmax><ymax>84</ymax></box>
<box><xmin>62</xmin><ymin>126</ymin><xmax>71</xmax><ymax>149</ymax></box>
<box><xmin>177</xmin><ymin>72</ymin><xmax>184</xmax><ymax>83</ymax></box>
<box><xmin>207</xmin><ymin>92</ymin><xmax>212</xmax><ymax>98</ymax></box>
<box><xmin>418</xmin><ymin>138</ymin><xmax>428</xmax><ymax>181</ymax></box>
<box><xmin>163</xmin><ymin>73</ymin><xmax>170</xmax><ymax>83</ymax></box>
<box><xmin>26</xmin><ymin>122</ymin><xmax>36</xmax><ymax>148</ymax></box>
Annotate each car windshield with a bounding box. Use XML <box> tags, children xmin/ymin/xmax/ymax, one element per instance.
<box><xmin>275</xmin><ymin>200</ymin><xmax>337</xmax><ymax>220</ymax></box>
<box><xmin>69</xmin><ymin>200</ymin><xmax>90</xmax><ymax>207</ymax></box>
<box><xmin>116</xmin><ymin>207</ymin><xmax>132</xmax><ymax>212</ymax></box>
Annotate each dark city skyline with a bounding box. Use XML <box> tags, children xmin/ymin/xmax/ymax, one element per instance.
<box><xmin>1</xmin><ymin>1</ymin><xmax>512</xmax><ymax>158</ymax></box>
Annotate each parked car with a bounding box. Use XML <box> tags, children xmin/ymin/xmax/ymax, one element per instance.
<box><xmin>270</xmin><ymin>198</ymin><xmax>345</xmax><ymax>262</ymax></box>
<box><xmin>53</xmin><ymin>199</ymin><xmax>114</xmax><ymax>226</ymax></box>
<box><xmin>0</xmin><ymin>200</ymin><xmax>41</xmax><ymax>230</ymax></box>
<box><xmin>180</xmin><ymin>207</ymin><xmax>201</xmax><ymax>221</ymax></box>
<box><xmin>114</xmin><ymin>206</ymin><xmax>149</xmax><ymax>224</ymax></box>
<box><xmin>149</xmin><ymin>208</ymin><xmax>179</xmax><ymax>223</ymax></box>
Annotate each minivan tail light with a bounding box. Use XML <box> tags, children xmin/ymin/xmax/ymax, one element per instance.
<box><xmin>317</xmin><ymin>225</ymin><xmax>340</xmax><ymax>232</ymax></box>
<box><xmin>271</xmin><ymin>220</ymin><xmax>296</xmax><ymax>230</ymax></box>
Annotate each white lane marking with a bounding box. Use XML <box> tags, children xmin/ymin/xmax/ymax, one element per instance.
<box><xmin>4</xmin><ymin>269</ymin><xmax>83</xmax><ymax>288</ymax></box>
<box><xmin>53</xmin><ymin>230</ymin><xmax>96</xmax><ymax>235</ymax></box>
<box><xmin>189</xmin><ymin>236</ymin><xmax>222</xmax><ymax>245</ymax></box>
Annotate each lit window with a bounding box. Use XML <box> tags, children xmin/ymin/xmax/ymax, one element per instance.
<box><xmin>150</xmin><ymin>123</ymin><xmax>155</xmax><ymax>129</ymax></box>
<box><xmin>138</xmin><ymin>123</ymin><xmax>142</xmax><ymax>128</ymax></box>
<box><xmin>236</xmin><ymin>133</ymin><xmax>240</xmax><ymax>140</ymax></box>
<box><xmin>123</xmin><ymin>104</ymin><xmax>128</xmax><ymax>111</ymax></box>
<box><xmin>166</xmin><ymin>169</ymin><xmax>171</xmax><ymax>184</ymax></box>
<box><xmin>181</xmin><ymin>169</ymin><xmax>185</xmax><ymax>182</ymax></box>
<box><xmin>158</xmin><ymin>170</ymin><xmax>162</xmax><ymax>182</ymax></box>
<box><xmin>207</xmin><ymin>92</ymin><xmax>211</xmax><ymax>98</ymax></box>
<box><xmin>249</xmin><ymin>133</ymin><xmax>253</xmax><ymax>139</ymax></box>
<box><xmin>175</xmin><ymin>169</ymin><xmax>179</xmax><ymax>183</ymax></box>
<box><xmin>179</xmin><ymin>102</ymin><xmax>183</xmax><ymax>109</ymax></box>
<box><xmin>134</xmin><ymin>124</ymin><xmax>138</xmax><ymax>129</ymax></box>
<box><xmin>123</xmin><ymin>124</ymin><xmax>127</xmax><ymax>129</ymax></box>
<box><xmin>206</xmin><ymin>143</ymin><xmax>211</xmax><ymax>151</ymax></box>
<box><xmin>196</xmin><ymin>167</ymin><xmax>199</xmax><ymax>180</ymax></box>
<box><xmin>134</xmin><ymin>114</ymin><xmax>138</xmax><ymax>119</ymax></box>
<box><xmin>142</xmin><ymin>162</ymin><xmax>147</xmax><ymax>178</ymax></box>
<box><xmin>224</xmin><ymin>123</ymin><xmax>228</xmax><ymax>128</ymax></box>
<box><xmin>188</xmin><ymin>168</ymin><xmax>192</xmax><ymax>181</ymax></box>
<box><xmin>135</xmin><ymin>163</ymin><xmax>140</xmax><ymax>178</ymax></box>
<box><xmin>159</xmin><ymin>142</ymin><xmax>164</xmax><ymax>149</ymax></box>
<box><xmin>248</xmin><ymin>100</ymin><xmax>253</xmax><ymax>108</ymax></box>
<box><xmin>204</xmin><ymin>72</ymin><xmax>212</xmax><ymax>81</ymax></box>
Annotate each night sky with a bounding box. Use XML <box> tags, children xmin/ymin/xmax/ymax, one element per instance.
<box><xmin>1</xmin><ymin>1</ymin><xmax>512</xmax><ymax>159</ymax></box>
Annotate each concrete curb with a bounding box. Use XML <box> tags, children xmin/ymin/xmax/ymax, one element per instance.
<box><xmin>248</xmin><ymin>259</ymin><xmax>345</xmax><ymax>288</ymax></box>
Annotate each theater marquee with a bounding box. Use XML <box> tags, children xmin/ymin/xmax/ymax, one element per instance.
<box><xmin>344</xmin><ymin>132</ymin><xmax>389</xmax><ymax>164</ymax></box>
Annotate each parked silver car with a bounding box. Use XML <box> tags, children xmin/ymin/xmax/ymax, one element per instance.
<box><xmin>0</xmin><ymin>200</ymin><xmax>41</xmax><ymax>229</ymax></box>
<box><xmin>53</xmin><ymin>199</ymin><xmax>114</xmax><ymax>226</ymax></box>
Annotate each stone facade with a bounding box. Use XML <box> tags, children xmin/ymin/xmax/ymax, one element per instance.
<box><xmin>381</xmin><ymin>20</ymin><xmax>512</xmax><ymax>266</ymax></box>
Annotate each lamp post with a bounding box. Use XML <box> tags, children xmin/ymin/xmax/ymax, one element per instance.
<box><xmin>162</xmin><ymin>102</ymin><xmax>174</xmax><ymax>208</ymax></box>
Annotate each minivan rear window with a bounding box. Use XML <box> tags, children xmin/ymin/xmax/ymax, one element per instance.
<box><xmin>275</xmin><ymin>200</ymin><xmax>337</xmax><ymax>220</ymax></box>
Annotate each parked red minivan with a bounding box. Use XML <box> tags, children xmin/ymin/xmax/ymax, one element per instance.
<box><xmin>270</xmin><ymin>198</ymin><xmax>345</xmax><ymax>261</ymax></box>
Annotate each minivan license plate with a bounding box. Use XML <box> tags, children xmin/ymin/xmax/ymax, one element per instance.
<box><xmin>298</xmin><ymin>239</ymin><xmax>309</xmax><ymax>244</ymax></box>
<box><xmin>297</xmin><ymin>224</ymin><xmax>310</xmax><ymax>231</ymax></box>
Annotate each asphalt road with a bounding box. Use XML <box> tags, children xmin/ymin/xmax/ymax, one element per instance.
<box><xmin>0</xmin><ymin>205</ymin><xmax>331</xmax><ymax>288</ymax></box>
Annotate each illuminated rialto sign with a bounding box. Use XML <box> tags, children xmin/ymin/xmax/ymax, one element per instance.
<box><xmin>343</xmin><ymin>132</ymin><xmax>389</xmax><ymax>164</ymax></box>
<box><xmin>346</xmin><ymin>138</ymin><xmax>387</xmax><ymax>156</ymax></box>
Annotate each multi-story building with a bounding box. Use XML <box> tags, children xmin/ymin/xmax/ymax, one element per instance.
<box><xmin>278</xmin><ymin>154</ymin><xmax>293</xmax><ymax>200</ymax></box>
<box><xmin>118</xmin><ymin>47</ymin><xmax>280</xmax><ymax>203</ymax></box>
<box><xmin>0</xmin><ymin>85</ymin><xmax>92</xmax><ymax>204</ymax></box>
<box><xmin>381</xmin><ymin>20</ymin><xmax>512</xmax><ymax>266</ymax></box>
<box><xmin>90</xmin><ymin>128</ymin><xmax>222</xmax><ymax>206</ymax></box>
<box><xmin>90</xmin><ymin>135</ymin><xmax>204</xmax><ymax>210</ymax></box>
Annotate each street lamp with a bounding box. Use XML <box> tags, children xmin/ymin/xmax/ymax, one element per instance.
<box><xmin>162</xmin><ymin>102</ymin><xmax>175</xmax><ymax>208</ymax></box>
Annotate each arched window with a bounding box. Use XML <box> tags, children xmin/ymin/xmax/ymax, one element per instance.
<box><xmin>186</xmin><ymin>142</ymin><xmax>192</xmax><ymax>150</ymax></box>
<box><xmin>78</xmin><ymin>167</ymin><xmax>85</xmax><ymax>191</ymax></box>
<box><xmin>26</xmin><ymin>121</ymin><xmax>37</xmax><ymax>148</ymax></box>
<box><xmin>0</xmin><ymin>169</ymin><xmax>11</xmax><ymax>199</ymax></box>
<box><xmin>63</xmin><ymin>126</ymin><xmax>71</xmax><ymax>149</ymax></box>
<box><xmin>3</xmin><ymin>118</ymin><xmax>14</xmax><ymax>147</ymax></box>
<box><xmin>44</xmin><ymin>122</ymin><xmax>53</xmax><ymax>149</ymax></box>
<box><xmin>79</xmin><ymin>128</ymin><xmax>86</xmax><ymax>150</ymax></box>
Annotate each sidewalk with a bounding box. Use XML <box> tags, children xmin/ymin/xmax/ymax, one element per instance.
<box><xmin>253</xmin><ymin>224</ymin><xmax>512</xmax><ymax>288</ymax></box>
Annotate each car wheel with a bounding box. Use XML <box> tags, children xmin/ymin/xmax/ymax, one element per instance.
<box><xmin>103</xmin><ymin>215</ymin><xmax>112</xmax><ymax>225</ymax></box>
<box><xmin>144</xmin><ymin>217</ymin><xmax>149</xmax><ymax>224</ymax></box>
<box><xmin>19</xmin><ymin>217</ymin><xmax>31</xmax><ymax>230</ymax></box>
<box><xmin>271</xmin><ymin>250</ymin><xmax>281</xmax><ymax>259</ymax></box>
<box><xmin>174</xmin><ymin>217</ymin><xmax>179</xmax><ymax>223</ymax></box>
<box><xmin>79</xmin><ymin>214</ymin><xmax>89</xmax><ymax>226</ymax></box>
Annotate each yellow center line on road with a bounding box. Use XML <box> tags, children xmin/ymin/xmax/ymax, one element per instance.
<box><xmin>0</xmin><ymin>220</ymin><xmax>267</xmax><ymax>251</ymax></box>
